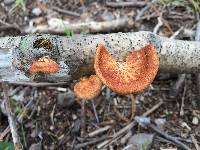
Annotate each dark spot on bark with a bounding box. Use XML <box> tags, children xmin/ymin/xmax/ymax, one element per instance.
<box><xmin>33</xmin><ymin>38</ymin><xmax>53</xmax><ymax>50</ymax></box>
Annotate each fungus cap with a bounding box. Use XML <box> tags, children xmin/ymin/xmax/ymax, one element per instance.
<box><xmin>29</xmin><ymin>56</ymin><xmax>59</xmax><ymax>74</ymax></box>
<box><xmin>74</xmin><ymin>75</ymin><xmax>102</xmax><ymax>100</ymax></box>
<box><xmin>94</xmin><ymin>44</ymin><xmax>159</xmax><ymax>94</ymax></box>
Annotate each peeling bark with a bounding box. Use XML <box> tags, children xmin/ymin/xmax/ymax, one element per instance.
<box><xmin>0</xmin><ymin>31</ymin><xmax>200</xmax><ymax>82</ymax></box>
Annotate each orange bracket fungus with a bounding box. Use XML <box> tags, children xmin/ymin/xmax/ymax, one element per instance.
<box><xmin>74</xmin><ymin>75</ymin><xmax>102</xmax><ymax>134</ymax></box>
<box><xmin>29</xmin><ymin>56</ymin><xmax>60</xmax><ymax>74</ymax></box>
<box><xmin>74</xmin><ymin>75</ymin><xmax>102</xmax><ymax>100</ymax></box>
<box><xmin>94</xmin><ymin>44</ymin><xmax>159</xmax><ymax>94</ymax></box>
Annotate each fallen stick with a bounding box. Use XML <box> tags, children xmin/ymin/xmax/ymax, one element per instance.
<box><xmin>0</xmin><ymin>31</ymin><xmax>200</xmax><ymax>82</ymax></box>
<box><xmin>52</xmin><ymin>6</ymin><xmax>80</xmax><ymax>17</ymax></box>
<box><xmin>135</xmin><ymin>116</ymin><xmax>191</xmax><ymax>150</ymax></box>
<box><xmin>26</xmin><ymin>17</ymin><xmax>134</xmax><ymax>34</ymax></box>
<box><xmin>2</xmin><ymin>83</ymin><xmax>23</xmax><ymax>150</ymax></box>
<box><xmin>136</xmin><ymin>0</ymin><xmax>157</xmax><ymax>21</ymax></box>
<box><xmin>2</xmin><ymin>81</ymin><xmax>68</xmax><ymax>87</ymax></box>
<box><xmin>0</xmin><ymin>126</ymin><xmax>10</xmax><ymax>141</ymax></box>
<box><xmin>106</xmin><ymin>1</ymin><xmax>146</xmax><ymax>8</ymax></box>
<box><xmin>88</xmin><ymin>125</ymin><xmax>111</xmax><ymax>137</ymax></box>
<box><xmin>190</xmin><ymin>134</ymin><xmax>200</xmax><ymax>150</ymax></box>
<box><xmin>195</xmin><ymin>21</ymin><xmax>200</xmax><ymax>96</ymax></box>
<box><xmin>149</xmin><ymin>124</ymin><xmax>191</xmax><ymax>150</ymax></box>
<box><xmin>74</xmin><ymin>136</ymin><xmax>112</xmax><ymax>149</ymax></box>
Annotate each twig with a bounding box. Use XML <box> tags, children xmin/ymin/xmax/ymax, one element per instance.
<box><xmin>47</xmin><ymin>87</ymin><xmax>67</xmax><ymax>92</ymax></box>
<box><xmin>5</xmin><ymin>81</ymin><xmax>68</xmax><ymax>87</ymax></box>
<box><xmin>149</xmin><ymin>124</ymin><xmax>191</xmax><ymax>150</ymax></box>
<box><xmin>148</xmin><ymin>1</ymin><xmax>174</xmax><ymax>34</ymax></box>
<box><xmin>27</xmin><ymin>89</ymin><xmax>37</xmax><ymax>119</ymax></box>
<box><xmin>2</xmin><ymin>82</ymin><xmax>23</xmax><ymax>149</ymax></box>
<box><xmin>135</xmin><ymin>117</ymin><xmax>191</xmax><ymax>150</ymax></box>
<box><xmin>138</xmin><ymin>12</ymin><xmax>157</xmax><ymax>21</ymax></box>
<box><xmin>190</xmin><ymin>134</ymin><xmax>200</xmax><ymax>150</ymax></box>
<box><xmin>98</xmin><ymin>99</ymin><xmax>163</xmax><ymax>149</ymax></box>
<box><xmin>136</xmin><ymin>0</ymin><xmax>157</xmax><ymax>21</ymax></box>
<box><xmin>195</xmin><ymin>21</ymin><xmax>200</xmax><ymax>96</ymax></box>
<box><xmin>180</xmin><ymin>80</ymin><xmax>187</xmax><ymax>116</ymax></box>
<box><xmin>169</xmin><ymin>74</ymin><xmax>186</xmax><ymax>98</ymax></box>
<box><xmin>106</xmin><ymin>1</ymin><xmax>146</xmax><ymax>8</ymax></box>
<box><xmin>113</xmin><ymin>105</ymin><xmax>129</xmax><ymax>123</ymax></box>
<box><xmin>155</xmin><ymin>136</ymin><xmax>193</xmax><ymax>145</ymax></box>
<box><xmin>81</xmin><ymin>100</ymin><xmax>86</xmax><ymax>137</ymax></box>
<box><xmin>17</xmin><ymin>97</ymin><xmax>34</xmax><ymax>123</ymax></box>
<box><xmin>91</xmin><ymin>100</ymin><xmax>99</xmax><ymax>123</ymax></box>
<box><xmin>8</xmin><ymin>86</ymin><xmax>23</xmax><ymax>97</ymax></box>
<box><xmin>0</xmin><ymin>25</ymin><xmax>21</xmax><ymax>33</ymax></box>
<box><xmin>174</xmin><ymin>137</ymin><xmax>193</xmax><ymax>143</ymax></box>
<box><xmin>153</xmin><ymin>16</ymin><xmax>163</xmax><ymax>34</ymax></box>
<box><xmin>156</xmin><ymin>136</ymin><xmax>176</xmax><ymax>145</ymax></box>
<box><xmin>122</xmin><ymin>144</ymin><xmax>134</xmax><ymax>150</ymax></box>
<box><xmin>0</xmin><ymin>19</ymin><xmax>21</xmax><ymax>33</ymax></box>
<box><xmin>50</xmin><ymin>104</ymin><xmax>56</xmax><ymax>126</ymax></box>
<box><xmin>52</xmin><ymin>6</ymin><xmax>80</xmax><ymax>17</ymax></box>
<box><xmin>97</xmin><ymin>132</ymin><xmax>124</xmax><ymax>149</ymax></box>
<box><xmin>142</xmin><ymin>98</ymin><xmax>163</xmax><ymax>116</ymax></box>
<box><xmin>74</xmin><ymin>136</ymin><xmax>112</xmax><ymax>149</ymax></box>
<box><xmin>113</xmin><ymin>95</ymin><xmax>136</xmax><ymax>123</ymax></box>
<box><xmin>170</xmin><ymin>27</ymin><xmax>184</xmax><ymax>39</ymax></box>
<box><xmin>0</xmin><ymin>126</ymin><xmax>10</xmax><ymax>141</ymax></box>
<box><xmin>120</xmin><ymin>131</ymin><xmax>132</xmax><ymax>144</ymax></box>
<box><xmin>88</xmin><ymin>125</ymin><xmax>111</xmax><ymax>137</ymax></box>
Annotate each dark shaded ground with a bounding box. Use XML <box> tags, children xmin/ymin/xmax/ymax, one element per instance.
<box><xmin>0</xmin><ymin>0</ymin><xmax>200</xmax><ymax>149</ymax></box>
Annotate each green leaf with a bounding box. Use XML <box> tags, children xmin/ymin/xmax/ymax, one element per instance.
<box><xmin>0</xmin><ymin>142</ymin><xmax>14</xmax><ymax>150</ymax></box>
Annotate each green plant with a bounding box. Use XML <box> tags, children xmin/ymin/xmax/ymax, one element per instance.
<box><xmin>61</xmin><ymin>19</ymin><xmax>74</xmax><ymax>37</ymax></box>
<box><xmin>0</xmin><ymin>142</ymin><xmax>14</xmax><ymax>150</ymax></box>
<box><xmin>15</xmin><ymin>0</ymin><xmax>26</xmax><ymax>11</ymax></box>
<box><xmin>9</xmin><ymin>100</ymin><xmax>27</xmax><ymax>119</ymax></box>
<box><xmin>63</xmin><ymin>27</ymin><xmax>74</xmax><ymax>37</ymax></box>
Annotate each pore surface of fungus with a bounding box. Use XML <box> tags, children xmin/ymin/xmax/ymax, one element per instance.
<box><xmin>29</xmin><ymin>56</ymin><xmax>60</xmax><ymax>74</ymax></box>
<box><xmin>94</xmin><ymin>44</ymin><xmax>159</xmax><ymax>94</ymax></box>
<box><xmin>74</xmin><ymin>75</ymin><xmax>102</xmax><ymax>100</ymax></box>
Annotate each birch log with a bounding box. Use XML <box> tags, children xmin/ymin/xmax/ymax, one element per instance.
<box><xmin>0</xmin><ymin>31</ymin><xmax>200</xmax><ymax>82</ymax></box>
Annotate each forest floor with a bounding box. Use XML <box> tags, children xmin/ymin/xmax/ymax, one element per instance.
<box><xmin>0</xmin><ymin>0</ymin><xmax>200</xmax><ymax>150</ymax></box>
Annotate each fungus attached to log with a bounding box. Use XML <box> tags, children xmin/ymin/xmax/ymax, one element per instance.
<box><xmin>29</xmin><ymin>56</ymin><xmax>60</xmax><ymax>74</ymax></box>
<box><xmin>94</xmin><ymin>44</ymin><xmax>159</xmax><ymax>94</ymax></box>
<box><xmin>74</xmin><ymin>75</ymin><xmax>102</xmax><ymax>100</ymax></box>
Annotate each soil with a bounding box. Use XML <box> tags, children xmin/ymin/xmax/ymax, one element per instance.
<box><xmin>0</xmin><ymin>0</ymin><xmax>199</xmax><ymax>150</ymax></box>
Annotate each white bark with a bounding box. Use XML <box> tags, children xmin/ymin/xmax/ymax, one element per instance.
<box><xmin>0</xmin><ymin>31</ymin><xmax>200</xmax><ymax>82</ymax></box>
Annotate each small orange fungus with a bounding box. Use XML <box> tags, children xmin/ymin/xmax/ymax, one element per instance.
<box><xmin>74</xmin><ymin>75</ymin><xmax>102</xmax><ymax>100</ymax></box>
<box><xmin>29</xmin><ymin>56</ymin><xmax>59</xmax><ymax>74</ymax></box>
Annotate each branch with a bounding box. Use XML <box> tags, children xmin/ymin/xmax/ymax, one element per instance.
<box><xmin>106</xmin><ymin>1</ymin><xmax>146</xmax><ymax>8</ymax></box>
<box><xmin>135</xmin><ymin>116</ymin><xmax>191</xmax><ymax>150</ymax></box>
<box><xmin>0</xmin><ymin>31</ymin><xmax>200</xmax><ymax>82</ymax></box>
<box><xmin>26</xmin><ymin>17</ymin><xmax>134</xmax><ymax>34</ymax></box>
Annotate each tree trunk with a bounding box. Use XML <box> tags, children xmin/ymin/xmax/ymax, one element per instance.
<box><xmin>0</xmin><ymin>31</ymin><xmax>200</xmax><ymax>82</ymax></box>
